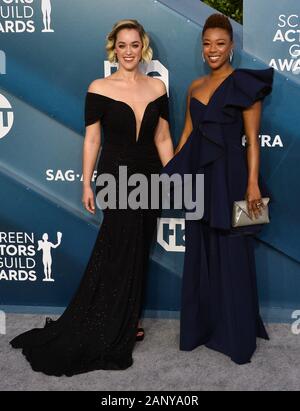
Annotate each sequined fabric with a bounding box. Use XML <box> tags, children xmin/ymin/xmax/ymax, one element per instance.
<box><xmin>10</xmin><ymin>93</ymin><xmax>169</xmax><ymax>376</ymax></box>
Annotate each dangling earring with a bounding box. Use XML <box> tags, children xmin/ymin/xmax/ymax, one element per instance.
<box><xmin>230</xmin><ymin>49</ymin><xmax>234</xmax><ymax>63</ymax></box>
<box><xmin>202</xmin><ymin>52</ymin><xmax>206</xmax><ymax>63</ymax></box>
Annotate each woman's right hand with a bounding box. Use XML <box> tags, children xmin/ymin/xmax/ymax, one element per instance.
<box><xmin>82</xmin><ymin>185</ymin><xmax>96</xmax><ymax>214</ymax></box>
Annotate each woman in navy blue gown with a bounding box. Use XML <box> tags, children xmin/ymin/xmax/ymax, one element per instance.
<box><xmin>163</xmin><ymin>14</ymin><xmax>274</xmax><ymax>364</ymax></box>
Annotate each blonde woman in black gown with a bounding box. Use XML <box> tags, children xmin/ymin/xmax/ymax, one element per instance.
<box><xmin>10</xmin><ymin>20</ymin><xmax>174</xmax><ymax>376</ymax></box>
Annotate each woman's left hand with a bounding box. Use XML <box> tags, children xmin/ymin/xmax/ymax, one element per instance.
<box><xmin>245</xmin><ymin>183</ymin><xmax>265</xmax><ymax>220</ymax></box>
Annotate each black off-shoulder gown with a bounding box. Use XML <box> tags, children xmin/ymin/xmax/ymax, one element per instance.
<box><xmin>10</xmin><ymin>92</ymin><xmax>169</xmax><ymax>376</ymax></box>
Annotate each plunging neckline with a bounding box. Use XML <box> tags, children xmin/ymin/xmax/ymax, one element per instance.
<box><xmin>87</xmin><ymin>92</ymin><xmax>167</xmax><ymax>143</ymax></box>
<box><xmin>191</xmin><ymin>70</ymin><xmax>235</xmax><ymax>108</ymax></box>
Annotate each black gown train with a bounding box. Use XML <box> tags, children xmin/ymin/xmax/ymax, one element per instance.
<box><xmin>10</xmin><ymin>92</ymin><xmax>169</xmax><ymax>376</ymax></box>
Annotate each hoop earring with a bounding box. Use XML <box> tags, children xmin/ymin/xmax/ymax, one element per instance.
<box><xmin>202</xmin><ymin>52</ymin><xmax>206</xmax><ymax>63</ymax></box>
<box><xmin>230</xmin><ymin>49</ymin><xmax>234</xmax><ymax>63</ymax></box>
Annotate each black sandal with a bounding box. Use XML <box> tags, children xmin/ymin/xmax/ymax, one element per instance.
<box><xmin>136</xmin><ymin>327</ymin><xmax>145</xmax><ymax>342</ymax></box>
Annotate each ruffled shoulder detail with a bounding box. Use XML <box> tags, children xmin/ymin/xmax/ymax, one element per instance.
<box><xmin>84</xmin><ymin>92</ymin><xmax>107</xmax><ymax>127</ymax></box>
<box><xmin>161</xmin><ymin>68</ymin><xmax>274</xmax><ymax>232</ymax></box>
<box><xmin>194</xmin><ymin>67</ymin><xmax>274</xmax><ymax>165</ymax></box>
<box><xmin>222</xmin><ymin>68</ymin><xmax>274</xmax><ymax>116</ymax></box>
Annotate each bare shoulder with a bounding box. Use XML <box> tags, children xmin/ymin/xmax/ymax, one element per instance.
<box><xmin>146</xmin><ymin>76</ymin><xmax>167</xmax><ymax>95</ymax></box>
<box><xmin>87</xmin><ymin>78</ymin><xmax>111</xmax><ymax>94</ymax></box>
<box><xmin>188</xmin><ymin>76</ymin><xmax>207</xmax><ymax>95</ymax></box>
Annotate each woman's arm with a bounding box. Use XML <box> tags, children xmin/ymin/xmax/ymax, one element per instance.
<box><xmin>175</xmin><ymin>84</ymin><xmax>194</xmax><ymax>154</ymax></box>
<box><xmin>154</xmin><ymin>118</ymin><xmax>174</xmax><ymax>167</ymax></box>
<box><xmin>82</xmin><ymin>120</ymin><xmax>101</xmax><ymax>214</ymax></box>
<box><xmin>243</xmin><ymin>100</ymin><xmax>264</xmax><ymax>220</ymax></box>
<box><xmin>152</xmin><ymin>79</ymin><xmax>174</xmax><ymax>166</ymax></box>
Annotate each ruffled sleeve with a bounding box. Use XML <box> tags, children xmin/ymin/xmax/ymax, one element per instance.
<box><xmin>84</xmin><ymin>92</ymin><xmax>105</xmax><ymax>127</ymax></box>
<box><xmin>162</xmin><ymin>67</ymin><xmax>274</xmax><ymax>231</ymax></box>
<box><xmin>157</xmin><ymin>93</ymin><xmax>170</xmax><ymax>123</ymax></box>
<box><xmin>223</xmin><ymin>68</ymin><xmax>274</xmax><ymax>115</ymax></box>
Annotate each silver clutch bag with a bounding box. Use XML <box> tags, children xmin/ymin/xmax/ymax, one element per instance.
<box><xmin>232</xmin><ymin>197</ymin><xmax>270</xmax><ymax>228</ymax></box>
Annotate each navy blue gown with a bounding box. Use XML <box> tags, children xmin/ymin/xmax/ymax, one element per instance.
<box><xmin>162</xmin><ymin>68</ymin><xmax>274</xmax><ymax>364</ymax></box>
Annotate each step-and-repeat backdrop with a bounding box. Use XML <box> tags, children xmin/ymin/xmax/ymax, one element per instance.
<box><xmin>0</xmin><ymin>0</ymin><xmax>299</xmax><ymax>320</ymax></box>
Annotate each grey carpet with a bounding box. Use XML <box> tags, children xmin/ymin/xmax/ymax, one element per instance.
<box><xmin>1</xmin><ymin>314</ymin><xmax>299</xmax><ymax>391</ymax></box>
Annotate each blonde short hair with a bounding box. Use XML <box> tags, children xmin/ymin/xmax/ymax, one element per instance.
<box><xmin>106</xmin><ymin>19</ymin><xmax>153</xmax><ymax>64</ymax></box>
